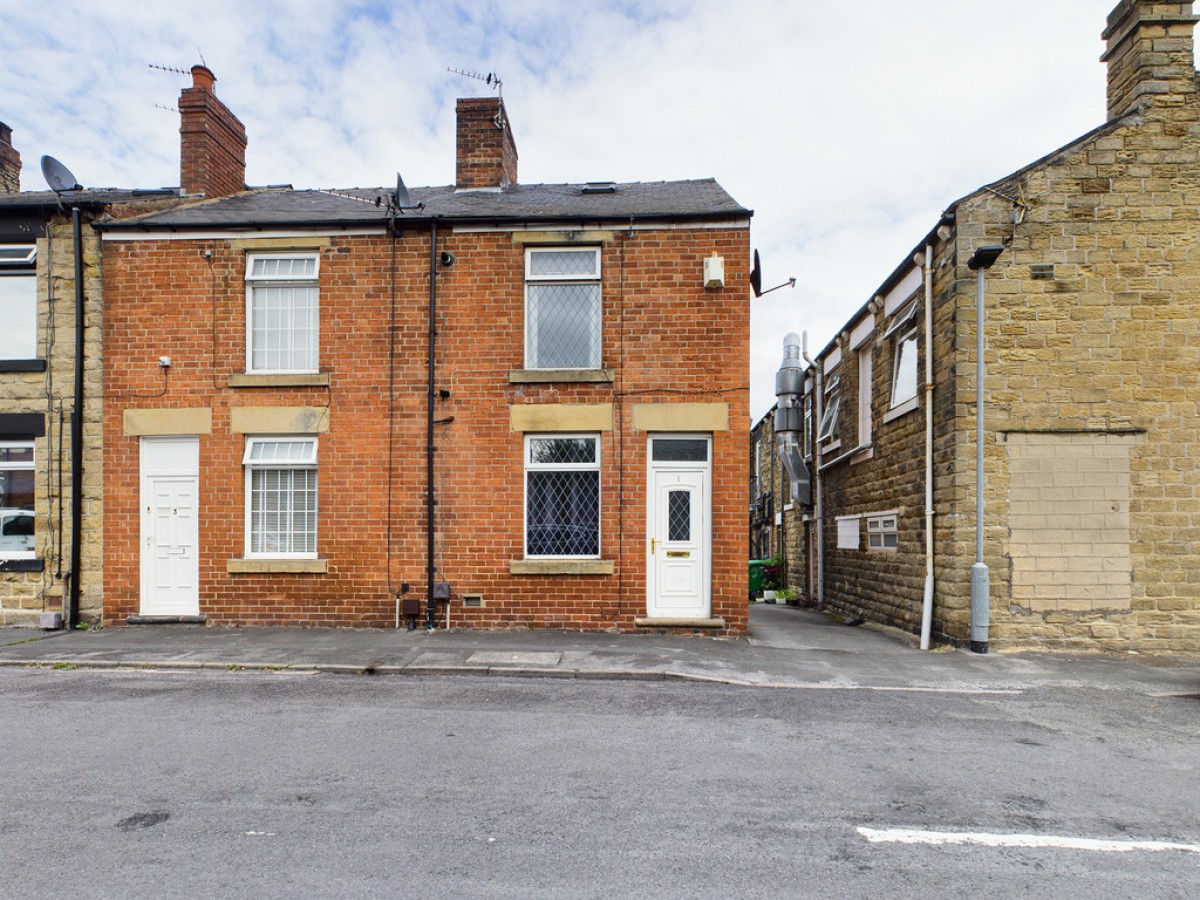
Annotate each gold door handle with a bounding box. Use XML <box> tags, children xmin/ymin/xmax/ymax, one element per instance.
<box><xmin>651</xmin><ymin>538</ymin><xmax>657</xmax><ymax>555</ymax></box>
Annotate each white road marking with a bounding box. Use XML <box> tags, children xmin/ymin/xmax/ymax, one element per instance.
<box><xmin>858</xmin><ymin>827</ymin><xmax>1200</xmax><ymax>854</ymax></box>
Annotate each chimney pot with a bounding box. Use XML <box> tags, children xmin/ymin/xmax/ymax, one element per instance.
<box><xmin>191</xmin><ymin>65</ymin><xmax>216</xmax><ymax>92</ymax></box>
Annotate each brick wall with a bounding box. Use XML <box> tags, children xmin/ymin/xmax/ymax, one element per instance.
<box><xmin>456</xmin><ymin>98</ymin><xmax>518</xmax><ymax>189</ymax></box>
<box><xmin>103</xmin><ymin>223</ymin><xmax>749</xmax><ymax>633</ymax></box>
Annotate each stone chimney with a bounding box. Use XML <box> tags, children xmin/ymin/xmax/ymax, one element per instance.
<box><xmin>179</xmin><ymin>65</ymin><xmax>247</xmax><ymax>198</ymax></box>
<box><xmin>455</xmin><ymin>97</ymin><xmax>518</xmax><ymax>189</ymax></box>
<box><xmin>0</xmin><ymin>122</ymin><xmax>21</xmax><ymax>193</ymax></box>
<box><xmin>1102</xmin><ymin>0</ymin><xmax>1199</xmax><ymax>119</ymax></box>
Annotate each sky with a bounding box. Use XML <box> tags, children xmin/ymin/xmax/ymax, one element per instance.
<box><xmin>0</xmin><ymin>0</ymin><xmax>1119</xmax><ymax>420</ymax></box>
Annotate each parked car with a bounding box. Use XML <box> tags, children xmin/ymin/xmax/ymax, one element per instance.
<box><xmin>0</xmin><ymin>507</ymin><xmax>34</xmax><ymax>553</ymax></box>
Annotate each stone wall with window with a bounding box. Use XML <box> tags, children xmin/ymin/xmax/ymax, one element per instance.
<box><xmin>788</xmin><ymin>0</ymin><xmax>1200</xmax><ymax>652</ymax></box>
<box><xmin>0</xmin><ymin>217</ymin><xmax>104</xmax><ymax>625</ymax></box>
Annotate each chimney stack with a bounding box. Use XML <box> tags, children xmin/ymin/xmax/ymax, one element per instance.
<box><xmin>0</xmin><ymin>122</ymin><xmax>21</xmax><ymax>193</ymax></box>
<box><xmin>1102</xmin><ymin>0</ymin><xmax>1199</xmax><ymax>119</ymax></box>
<box><xmin>456</xmin><ymin>97</ymin><xmax>518</xmax><ymax>189</ymax></box>
<box><xmin>179</xmin><ymin>65</ymin><xmax>247</xmax><ymax>198</ymax></box>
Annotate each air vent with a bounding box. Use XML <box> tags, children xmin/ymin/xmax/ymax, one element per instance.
<box><xmin>1031</xmin><ymin>264</ymin><xmax>1055</xmax><ymax>280</ymax></box>
<box><xmin>581</xmin><ymin>182</ymin><xmax>616</xmax><ymax>194</ymax></box>
<box><xmin>462</xmin><ymin>593</ymin><xmax>484</xmax><ymax>608</ymax></box>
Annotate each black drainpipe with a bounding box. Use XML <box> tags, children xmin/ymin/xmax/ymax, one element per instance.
<box><xmin>67</xmin><ymin>206</ymin><xmax>84</xmax><ymax>630</ymax></box>
<box><xmin>425</xmin><ymin>220</ymin><xmax>438</xmax><ymax>630</ymax></box>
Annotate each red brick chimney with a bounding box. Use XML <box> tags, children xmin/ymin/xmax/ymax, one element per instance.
<box><xmin>1102</xmin><ymin>0</ymin><xmax>1199</xmax><ymax>119</ymax></box>
<box><xmin>179</xmin><ymin>65</ymin><xmax>247</xmax><ymax>197</ymax></box>
<box><xmin>0</xmin><ymin>122</ymin><xmax>21</xmax><ymax>193</ymax></box>
<box><xmin>455</xmin><ymin>97</ymin><xmax>518</xmax><ymax>189</ymax></box>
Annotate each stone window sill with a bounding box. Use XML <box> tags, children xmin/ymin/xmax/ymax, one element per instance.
<box><xmin>882</xmin><ymin>396</ymin><xmax>919</xmax><ymax>424</ymax></box>
<box><xmin>508</xmin><ymin>369</ymin><xmax>614</xmax><ymax>384</ymax></box>
<box><xmin>0</xmin><ymin>359</ymin><xmax>47</xmax><ymax>373</ymax></box>
<box><xmin>226</xmin><ymin>558</ymin><xmax>329</xmax><ymax>574</ymax></box>
<box><xmin>509</xmin><ymin>559</ymin><xmax>614</xmax><ymax>576</ymax></box>
<box><xmin>228</xmin><ymin>372</ymin><xmax>331</xmax><ymax>388</ymax></box>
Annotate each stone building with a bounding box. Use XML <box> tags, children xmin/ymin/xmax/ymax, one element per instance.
<box><xmin>771</xmin><ymin>0</ymin><xmax>1200</xmax><ymax>653</ymax></box>
<box><xmin>98</xmin><ymin>81</ymin><xmax>751</xmax><ymax>632</ymax></box>
<box><xmin>0</xmin><ymin>125</ymin><xmax>181</xmax><ymax>626</ymax></box>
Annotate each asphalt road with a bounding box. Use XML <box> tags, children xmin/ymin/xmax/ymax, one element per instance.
<box><xmin>2</xmin><ymin>668</ymin><xmax>1197</xmax><ymax>899</ymax></box>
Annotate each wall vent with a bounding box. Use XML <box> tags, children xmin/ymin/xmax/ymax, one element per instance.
<box><xmin>462</xmin><ymin>593</ymin><xmax>484</xmax><ymax>608</ymax></box>
<box><xmin>1031</xmin><ymin>264</ymin><xmax>1055</xmax><ymax>280</ymax></box>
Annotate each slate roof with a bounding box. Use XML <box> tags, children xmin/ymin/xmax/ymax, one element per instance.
<box><xmin>98</xmin><ymin>179</ymin><xmax>751</xmax><ymax>230</ymax></box>
<box><xmin>0</xmin><ymin>188</ymin><xmax>181</xmax><ymax>210</ymax></box>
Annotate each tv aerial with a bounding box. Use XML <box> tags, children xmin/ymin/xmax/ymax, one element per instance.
<box><xmin>41</xmin><ymin>155</ymin><xmax>82</xmax><ymax>194</ymax></box>
<box><xmin>749</xmin><ymin>249</ymin><xmax>796</xmax><ymax>298</ymax></box>
<box><xmin>448</xmin><ymin>66</ymin><xmax>503</xmax><ymax>97</ymax></box>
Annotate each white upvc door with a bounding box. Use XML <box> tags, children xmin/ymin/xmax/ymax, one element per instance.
<box><xmin>139</xmin><ymin>437</ymin><xmax>200</xmax><ymax>616</ymax></box>
<box><xmin>646</xmin><ymin>436</ymin><xmax>711</xmax><ymax>619</ymax></box>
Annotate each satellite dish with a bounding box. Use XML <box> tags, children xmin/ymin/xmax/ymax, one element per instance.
<box><xmin>394</xmin><ymin>172</ymin><xmax>412</xmax><ymax>209</ymax></box>
<box><xmin>748</xmin><ymin>248</ymin><xmax>796</xmax><ymax>299</ymax></box>
<box><xmin>41</xmin><ymin>155</ymin><xmax>82</xmax><ymax>193</ymax></box>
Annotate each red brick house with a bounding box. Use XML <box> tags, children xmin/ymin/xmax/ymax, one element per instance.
<box><xmin>99</xmin><ymin>70</ymin><xmax>752</xmax><ymax>633</ymax></box>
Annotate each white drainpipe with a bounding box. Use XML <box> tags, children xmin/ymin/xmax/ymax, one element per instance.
<box><xmin>919</xmin><ymin>243</ymin><xmax>935</xmax><ymax>650</ymax></box>
<box><xmin>802</xmin><ymin>333</ymin><xmax>824</xmax><ymax>608</ymax></box>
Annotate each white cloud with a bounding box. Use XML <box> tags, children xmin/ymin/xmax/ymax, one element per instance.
<box><xmin>0</xmin><ymin>0</ymin><xmax>1119</xmax><ymax>417</ymax></box>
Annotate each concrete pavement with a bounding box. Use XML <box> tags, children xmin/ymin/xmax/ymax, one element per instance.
<box><xmin>2</xmin><ymin>603</ymin><xmax>1197</xmax><ymax>696</ymax></box>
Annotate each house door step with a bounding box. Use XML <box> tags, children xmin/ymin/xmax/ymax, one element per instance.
<box><xmin>634</xmin><ymin>616</ymin><xmax>726</xmax><ymax>630</ymax></box>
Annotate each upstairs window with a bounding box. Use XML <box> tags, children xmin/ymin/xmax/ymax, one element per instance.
<box><xmin>0</xmin><ymin>245</ymin><xmax>37</xmax><ymax>360</ymax></box>
<box><xmin>885</xmin><ymin>299</ymin><xmax>919</xmax><ymax>409</ymax></box>
<box><xmin>817</xmin><ymin>372</ymin><xmax>841</xmax><ymax>445</ymax></box>
<box><xmin>246</xmin><ymin>253</ymin><xmax>319</xmax><ymax>373</ymax></box>
<box><xmin>525</xmin><ymin>434</ymin><xmax>600</xmax><ymax>558</ymax></box>
<box><xmin>525</xmin><ymin>247</ymin><xmax>601</xmax><ymax>369</ymax></box>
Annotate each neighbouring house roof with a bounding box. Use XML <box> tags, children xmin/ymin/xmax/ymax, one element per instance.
<box><xmin>0</xmin><ymin>188</ymin><xmax>181</xmax><ymax>212</ymax></box>
<box><xmin>98</xmin><ymin>179</ymin><xmax>752</xmax><ymax>231</ymax></box>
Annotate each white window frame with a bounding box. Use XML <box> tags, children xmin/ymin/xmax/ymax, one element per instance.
<box><xmin>866</xmin><ymin>512</ymin><xmax>899</xmax><ymax>551</ymax></box>
<box><xmin>245</xmin><ymin>252</ymin><xmax>320</xmax><ymax>374</ymax></box>
<box><xmin>835</xmin><ymin>515</ymin><xmax>860</xmax><ymax>550</ymax></box>
<box><xmin>523</xmin><ymin>433</ymin><xmax>601</xmax><ymax>559</ymax></box>
<box><xmin>243</xmin><ymin>436</ymin><xmax>318</xmax><ymax>559</ymax></box>
<box><xmin>0</xmin><ymin>440</ymin><xmax>36</xmax><ymax>559</ymax></box>
<box><xmin>817</xmin><ymin>372</ymin><xmax>841</xmax><ymax>446</ymax></box>
<box><xmin>886</xmin><ymin>299</ymin><xmax>920</xmax><ymax>411</ymax></box>
<box><xmin>858</xmin><ymin>343</ymin><xmax>873</xmax><ymax>447</ymax></box>
<box><xmin>524</xmin><ymin>246</ymin><xmax>602</xmax><ymax>370</ymax></box>
<box><xmin>0</xmin><ymin>244</ymin><xmax>37</xmax><ymax>361</ymax></box>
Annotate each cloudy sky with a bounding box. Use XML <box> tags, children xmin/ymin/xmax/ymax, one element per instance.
<box><xmin>1</xmin><ymin>0</ymin><xmax>1118</xmax><ymax>419</ymax></box>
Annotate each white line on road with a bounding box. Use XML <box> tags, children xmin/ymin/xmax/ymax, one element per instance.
<box><xmin>858</xmin><ymin>827</ymin><xmax>1200</xmax><ymax>854</ymax></box>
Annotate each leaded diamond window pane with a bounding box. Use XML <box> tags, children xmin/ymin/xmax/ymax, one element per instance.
<box><xmin>529</xmin><ymin>250</ymin><xmax>598</xmax><ymax>278</ymax></box>
<box><xmin>527</xmin><ymin>282</ymin><xmax>600</xmax><ymax>368</ymax></box>
<box><xmin>651</xmin><ymin>439</ymin><xmax>708</xmax><ymax>463</ymax></box>
<box><xmin>668</xmin><ymin>490</ymin><xmax>691</xmax><ymax>542</ymax></box>
<box><xmin>526</xmin><ymin>470</ymin><xmax>599</xmax><ymax>556</ymax></box>
<box><xmin>528</xmin><ymin>437</ymin><xmax>596</xmax><ymax>466</ymax></box>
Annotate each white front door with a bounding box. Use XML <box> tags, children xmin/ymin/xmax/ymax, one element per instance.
<box><xmin>646</xmin><ymin>436</ymin><xmax>711</xmax><ymax>619</ymax></box>
<box><xmin>139</xmin><ymin>437</ymin><xmax>200</xmax><ymax>616</ymax></box>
